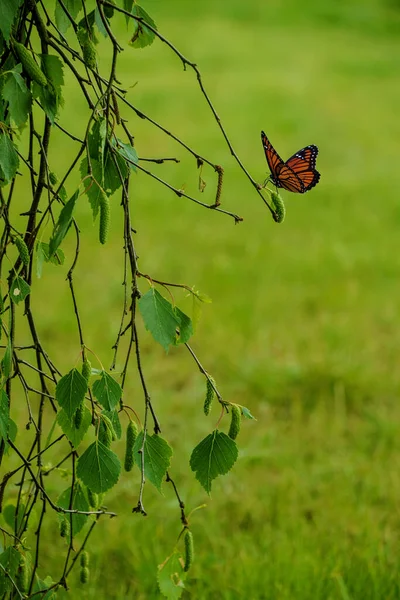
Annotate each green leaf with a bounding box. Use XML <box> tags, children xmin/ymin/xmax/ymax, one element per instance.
<box><xmin>104</xmin><ymin>142</ymin><xmax>128</xmax><ymax>192</ymax></box>
<box><xmin>57</xmin><ymin>482</ymin><xmax>89</xmax><ymax>534</ymax></box>
<box><xmin>1</xmin><ymin>336</ymin><xmax>12</xmax><ymax>377</ymax></box>
<box><xmin>31</xmin><ymin>575</ymin><xmax>57</xmax><ymax>600</ymax></box>
<box><xmin>95</xmin><ymin>7</ymin><xmax>109</xmax><ymax>37</ymax></box>
<box><xmin>139</xmin><ymin>288</ymin><xmax>180</xmax><ymax>352</ymax></box>
<box><xmin>0</xmin><ymin>0</ymin><xmax>23</xmax><ymax>41</ymax></box>
<box><xmin>116</xmin><ymin>139</ymin><xmax>138</xmax><ymax>172</ymax></box>
<box><xmin>190</xmin><ymin>430</ymin><xmax>238</xmax><ymax>494</ymax></box>
<box><xmin>92</xmin><ymin>371</ymin><xmax>122</xmax><ymax>411</ymax></box>
<box><xmin>103</xmin><ymin>408</ymin><xmax>122</xmax><ymax>439</ymax></box>
<box><xmin>80</xmin><ymin>157</ymin><xmax>104</xmax><ymax>219</ymax></box>
<box><xmin>55</xmin><ymin>0</ymin><xmax>82</xmax><ymax>34</ymax></box>
<box><xmin>133</xmin><ymin>431</ymin><xmax>172</xmax><ymax>492</ymax></box>
<box><xmin>77</xmin><ymin>440</ymin><xmax>121</xmax><ymax>493</ymax></box>
<box><xmin>123</xmin><ymin>0</ymin><xmax>134</xmax><ymax>26</ymax></box>
<box><xmin>88</xmin><ymin>118</ymin><xmax>107</xmax><ymax>164</ymax></box>
<box><xmin>0</xmin><ymin>131</ymin><xmax>19</xmax><ymax>185</ymax></box>
<box><xmin>129</xmin><ymin>5</ymin><xmax>157</xmax><ymax>49</ymax></box>
<box><xmin>40</xmin><ymin>54</ymin><xmax>64</xmax><ymax>118</ymax></box>
<box><xmin>4</xmin><ymin>418</ymin><xmax>17</xmax><ymax>454</ymax></box>
<box><xmin>49</xmin><ymin>190</ymin><xmax>78</xmax><ymax>256</ymax></box>
<box><xmin>241</xmin><ymin>406</ymin><xmax>256</xmax><ymax>420</ymax></box>
<box><xmin>10</xmin><ymin>276</ymin><xmax>30</xmax><ymax>304</ymax></box>
<box><xmin>57</xmin><ymin>405</ymin><xmax>91</xmax><ymax>447</ymax></box>
<box><xmin>192</xmin><ymin>291</ymin><xmax>212</xmax><ymax>332</ymax></box>
<box><xmin>0</xmin><ymin>388</ymin><xmax>9</xmax><ymax>441</ymax></box>
<box><xmin>56</xmin><ymin>368</ymin><xmax>87</xmax><ymax>420</ymax></box>
<box><xmin>0</xmin><ymin>546</ymin><xmax>20</xmax><ymax>593</ymax></box>
<box><xmin>36</xmin><ymin>241</ymin><xmax>65</xmax><ymax>278</ymax></box>
<box><xmin>158</xmin><ymin>550</ymin><xmax>186</xmax><ymax>600</ymax></box>
<box><xmin>2</xmin><ymin>67</ymin><xmax>32</xmax><ymax>127</ymax></box>
<box><xmin>3</xmin><ymin>503</ymin><xmax>25</xmax><ymax>531</ymax></box>
<box><xmin>173</xmin><ymin>307</ymin><xmax>193</xmax><ymax>345</ymax></box>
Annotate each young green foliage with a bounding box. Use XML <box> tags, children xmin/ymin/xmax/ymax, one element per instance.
<box><xmin>56</xmin><ymin>368</ymin><xmax>87</xmax><ymax>420</ymax></box>
<box><xmin>0</xmin><ymin>131</ymin><xmax>19</xmax><ymax>185</ymax></box>
<box><xmin>157</xmin><ymin>550</ymin><xmax>187</xmax><ymax>600</ymax></box>
<box><xmin>76</xmin><ymin>440</ymin><xmax>121</xmax><ymax>493</ymax></box>
<box><xmin>190</xmin><ymin>430</ymin><xmax>238</xmax><ymax>494</ymax></box>
<box><xmin>133</xmin><ymin>431</ymin><xmax>173</xmax><ymax>492</ymax></box>
<box><xmin>129</xmin><ymin>5</ymin><xmax>157</xmax><ymax>49</ymax></box>
<box><xmin>92</xmin><ymin>370</ymin><xmax>122</xmax><ymax>411</ymax></box>
<box><xmin>10</xmin><ymin>276</ymin><xmax>30</xmax><ymax>304</ymax></box>
<box><xmin>139</xmin><ymin>288</ymin><xmax>193</xmax><ymax>351</ymax></box>
<box><xmin>49</xmin><ymin>190</ymin><xmax>79</xmax><ymax>256</ymax></box>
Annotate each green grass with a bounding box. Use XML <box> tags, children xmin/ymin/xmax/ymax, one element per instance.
<box><xmin>3</xmin><ymin>0</ymin><xmax>400</xmax><ymax>597</ymax></box>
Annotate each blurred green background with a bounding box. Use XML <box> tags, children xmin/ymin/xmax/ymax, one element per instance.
<box><xmin>5</xmin><ymin>0</ymin><xmax>400</xmax><ymax>597</ymax></box>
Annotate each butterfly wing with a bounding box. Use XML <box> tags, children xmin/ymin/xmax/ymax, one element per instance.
<box><xmin>285</xmin><ymin>145</ymin><xmax>320</xmax><ymax>192</ymax></box>
<box><xmin>261</xmin><ymin>131</ymin><xmax>286</xmax><ymax>187</ymax></box>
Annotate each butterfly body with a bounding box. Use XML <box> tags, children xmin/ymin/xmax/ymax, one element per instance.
<box><xmin>261</xmin><ymin>131</ymin><xmax>320</xmax><ymax>193</ymax></box>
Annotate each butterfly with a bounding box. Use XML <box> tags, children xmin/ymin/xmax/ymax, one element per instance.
<box><xmin>261</xmin><ymin>131</ymin><xmax>320</xmax><ymax>193</ymax></box>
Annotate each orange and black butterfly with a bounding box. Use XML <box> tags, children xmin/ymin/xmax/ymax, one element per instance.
<box><xmin>261</xmin><ymin>131</ymin><xmax>320</xmax><ymax>193</ymax></box>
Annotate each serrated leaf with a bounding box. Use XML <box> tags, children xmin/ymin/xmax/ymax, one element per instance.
<box><xmin>57</xmin><ymin>482</ymin><xmax>89</xmax><ymax>534</ymax></box>
<box><xmin>49</xmin><ymin>190</ymin><xmax>78</xmax><ymax>255</ymax></box>
<box><xmin>104</xmin><ymin>142</ymin><xmax>128</xmax><ymax>192</ymax></box>
<box><xmin>55</xmin><ymin>0</ymin><xmax>82</xmax><ymax>34</ymax></box>
<box><xmin>92</xmin><ymin>371</ymin><xmax>122</xmax><ymax>411</ymax></box>
<box><xmin>10</xmin><ymin>276</ymin><xmax>30</xmax><ymax>304</ymax></box>
<box><xmin>57</xmin><ymin>405</ymin><xmax>91</xmax><ymax>447</ymax></box>
<box><xmin>76</xmin><ymin>440</ymin><xmax>121</xmax><ymax>493</ymax></box>
<box><xmin>88</xmin><ymin>118</ymin><xmax>107</xmax><ymax>163</ymax></box>
<box><xmin>241</xmin><ymin>406</ymin><xmax>256</xmax><ymax>420</ymax></box>
<box><xmin>173</xmin><ymin>307</ymin><xmax>193</xmax><ymax>345</ymax></box>
<box><xmin>0</xmin><ymin>546</ymin><xmax>20</xmax><ymax>593</ymax></box>
<box><xmin>158</xmin><ymin>550</ymin><xmax>186</xmax><ymax>600</ymax></box>
<box><xmin>139</xmin><ymin>288</ymin><xmax>180</xmax><ymax>352</ymax></box>
<box><xmin>133</xmin><ymin>431</ymin><xmax>172</xmax><ymax>492</ymax></box>
<box><xmin>40</xmin><ymin>54</ymin><xmax>64</xmax><ymax>119</ymax></box>
<box><xmin>116</xmin><ymin>139</ymin><xmax>138</xmax><ymax>172</ymax></box>
<box><xmin>0</xmin><ymin>131</ymin><xmax>19</xmax><ymax>185</ymax></box>
<box><xmin>103</xmin><ymin>408</ymin><xmax>122</xmax><ymax>439</ymax></box>
<box><xmin>129</xmin><ymin>5</ymin><xmax>157</xmax><ymax>49</ymax></box>
<box><xmin>190</xmin><ymin>430</ymin><xmax>238</xmax><ymax>494</ymax></box>
<box><xmin>80</xmin><ymin>157</ymin><xmax>103</xmax><ymax>219</ymax></box>
<box><xmin>0</xmin><ymin>388</ymin><xmax>9</xmax><ymax>441</ymax></box>
<box><xmin>0</xmin><ymin>0</ymin><xmax>23</xmax><ymax>41</ymax></box>
<box><xmin>2</xmin><ymin>68</ymin><xmax>32</xmax><ymax>127</ymax></box>
<box><xmin>33</xmin><ymin>80</ymin><xmax>58</xmax><ymax>124</ymax></box>
<box><xmin>56</xmin><ymin>368</ymin><xmax>87</xmax><ymax>419</ymax></box>
<box><xmin>36</xmin><ymin>241</ymin><xmax>65</xmax><ymax>278</ymax></box>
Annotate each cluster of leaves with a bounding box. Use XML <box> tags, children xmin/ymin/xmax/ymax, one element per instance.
<box><xmin>0</xmin><ymin>1</ymin><xmax>258</xmax><ymax>599</ymax></box>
